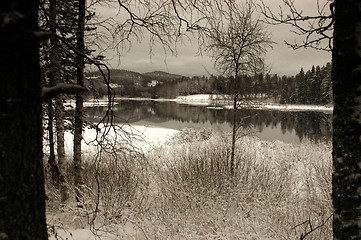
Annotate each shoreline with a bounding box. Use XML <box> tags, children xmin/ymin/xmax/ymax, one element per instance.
<box><xmin>112</xmin><ymin>94</ymin><xmax>333</xmax><ymax>113</ymax></box>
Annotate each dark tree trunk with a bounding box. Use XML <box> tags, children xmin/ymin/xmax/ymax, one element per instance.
<box><xmin>0</xmin><ymin>0</ymin><xmax>48</xmax><ymax>239</ymax></box>
<box><xmin>55</xmin><ymin>95</ymin><xmax>69</xmax><ymax>203</ymax></box>
<box><xmin>49</xmin><ymin>0</ymin><xmax>69</xmax><ymax>203</ymax></box>
<box><xmin>73</xmin><ymin>0</ymin><xmax>86</xmax><ymax>203</ymax></box>
<box><xmin>332</xmin><ymin>0</ymin><xmax>361</xmax><ymax>238</ymax></box>
<box><xmin>47</xmin><ymin>99</ymin><xmax>60</xmax><ymax>186</ymax></box>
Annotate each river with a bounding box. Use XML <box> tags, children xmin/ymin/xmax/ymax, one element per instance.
<box><xmin>84</xmin><ymin>98</ymin><xmax>332</xmax><ymax>144</ymax></box>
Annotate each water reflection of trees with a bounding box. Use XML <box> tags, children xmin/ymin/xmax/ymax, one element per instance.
<box><xmin>86</xmin><ymin>100</ymin><xmax>332</xmax><ymax>142</ymax></box>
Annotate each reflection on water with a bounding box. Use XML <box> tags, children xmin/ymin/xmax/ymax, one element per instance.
<box><xmin>86</xmin><ymin>100</ymin><xmax>332</xmax><ymax>144</ymax></box>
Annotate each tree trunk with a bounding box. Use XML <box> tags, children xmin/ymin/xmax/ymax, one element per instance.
<box><xmin>73</xmin><ymin>0</ymin><xmax>86</xmax><ymax>203</ymax></box>
<box><xmin>332</xmin><ymin>0</ymin><xmax>361</xmax><ymax>238</ymax></box>
<box><xmin>0</xmin><ymin>0</ymin><xmax>48</xmax><ymax>239</ymax></box>
<box><xmin>47</xmin><ymin>99</ymin><xmax>60</xmax><ymax>186</ymax></box>
<box><xmin>55</xmin><ymin>95</ymin><xmax>69</xmax><ymax>203</ymax></box>
<box><xmin>49</xmin><ymin>0</ymin><xmax>69</xmax><ymax>203</ymax></box>
<box><xmin>230</xmin><ymin>89</ymin><xmax>237</xmax><ymax>177</ymax></box>
<box><xmin>230</xmin><ymin>72</ymin><xmax>239</xmax><ymax>177</ymax></box>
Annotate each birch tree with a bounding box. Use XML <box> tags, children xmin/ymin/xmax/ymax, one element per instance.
<box><xmin>204</xmin><ymin>0</ymin><xmax>273</xmax><ymax>176</ymax></box>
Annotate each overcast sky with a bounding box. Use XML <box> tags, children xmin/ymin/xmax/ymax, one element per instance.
<box><xmin>96</xmin><ymin>0</ymin><xmax>332</xmax><ymax>77</ymax></box>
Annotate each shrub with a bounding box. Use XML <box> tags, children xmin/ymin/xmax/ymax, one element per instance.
<box><xmin>148</xmin><ymin>129</ymin><xmax>332</xmax><ymax>239</ymax></box>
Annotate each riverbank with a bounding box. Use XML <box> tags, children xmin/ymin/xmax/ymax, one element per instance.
<box><xmin>175</xmin><ymin>94</ymin><xmax>333</xmax><ymax>112</ymax></box>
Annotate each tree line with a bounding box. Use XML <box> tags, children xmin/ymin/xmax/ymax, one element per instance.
<box><xmin>279</xmin><ymin>63</ymin><xmax>332</xmax><ymax>105</ymax></box>
<box><xmin>113</xmin><ymin>62</ymin><xmax>332</xmax><ymax>106</ymax></box>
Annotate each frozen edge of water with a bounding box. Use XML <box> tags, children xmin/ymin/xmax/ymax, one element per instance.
<box><xmin>114</xmin><ymin>95</ymin><xmax>333</xmax><ymax>112</ymax></box>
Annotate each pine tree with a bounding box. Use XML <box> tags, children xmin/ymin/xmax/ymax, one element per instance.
<box><xmin>295</xmin><ymin>68</ymin><xmax>306</xmax><ymax>103</ymax></box>
<box><xmin>321</xmin><ymin>63</ymin><xmax>332</xmax><ymax>104</ymax></box>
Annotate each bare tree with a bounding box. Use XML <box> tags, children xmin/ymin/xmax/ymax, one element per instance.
<box><xmin>94</xmin><ymin>0</ymin><xmax>273</xmax><ymax>179</ymax></box>
<box><xmin>204</xmin><ymin>0</ymin><xmax>273</xmax><ymax>176</ymax></box>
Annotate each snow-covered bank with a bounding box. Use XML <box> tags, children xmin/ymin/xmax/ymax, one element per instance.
<box><xmin>66</xmin><ymin>98</ymin><xmax>119</xmax><ymax>108</ymax></box>
<box><xmin>63</xmin><ymin>124</ymin><xmax>178</xmax><ymax>154</ymax></box>
<box><xmin>175</xmin><ymin>94</ymin><xmax>333</xmax><ymax>112</ymax></box>
<box><xmin>77</xmin><ymin>95</ymin><xmax>333</xmax><ymax>112</ymax></box>
<box><xmin>235</xmin><ymin>102</ymin><xmax>333</xmax><ymax>112</ymax></box>
<box><xmin>175</xmin><ymin>94</ymin><xmax>215</xmax><ymax>106</ymax></box>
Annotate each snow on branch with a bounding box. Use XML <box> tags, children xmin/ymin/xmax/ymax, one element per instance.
<box><xmin>42</xmin><ymin>83</ymin><xmax>87</xmax><ymax>100</ymax></box>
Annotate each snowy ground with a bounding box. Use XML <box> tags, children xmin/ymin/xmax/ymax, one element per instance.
<box><xmin>63</xmin><ymin>124</ymin><xmax>179</xmax><ymax>154</ymax></box>
<box><xmin>48</xmin><ymin>130</ymin><xmax>332</xmax><ymax>240</ymax></box>
<box><xmin>175</xmin><ymin>94</ymin><xmax>214</xmax><ymax>106</ymax></box>
<box><xmin>50</xmin><ymin>126</ymin><xmax>179</xmax><ymax>240</ymax></box>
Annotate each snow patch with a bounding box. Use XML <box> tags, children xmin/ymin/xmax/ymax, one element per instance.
<box><xmin>67</xmin><ymin>98</ymin><xmax>119</xmax><ymax>108</ymax></box>
<box><xmin>250</xmin><ymin>103</ymin><xmax>333</xmax><ymax>112</ymax></box>
<box><xmin>175</xmin><ymin>94</ymin><xmax>333</xmax><ymax>112</ymax></box>
<box><xmin>63</xmin><ymin>124</ymin><xmax>179</xmax><ymax>154</ymax></box>
<box><xmin>175</xmin><ymin>94</ymin><xmax>214</xmax><ymax>106</ymax></box>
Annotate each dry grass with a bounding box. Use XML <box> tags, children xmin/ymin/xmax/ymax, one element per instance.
<box><xmin>145</xmin><ymin>129</ymin><xmax>332</xmax><ymax>239</ymax></box>
<box><xmin>46</xmin><ymin>128</ymin><xmax>333</xmax><ymax>239</ymax></box>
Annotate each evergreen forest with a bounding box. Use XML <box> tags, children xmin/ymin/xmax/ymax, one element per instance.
<box><xmin>89</xmin><ymin>62</ymin><xmax>332</xmax><ymax>105</ymax></box>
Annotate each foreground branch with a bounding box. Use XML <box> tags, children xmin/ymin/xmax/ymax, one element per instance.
<box><xmin>259</xmin><ymin>0</ymin><xmax>334</xmax><ymax>51</ymax></box>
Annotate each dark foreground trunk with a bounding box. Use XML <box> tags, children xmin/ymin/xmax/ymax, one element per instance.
<box><xmin>0</xmin><ymin>0</ymin><xmax>48</xmax><ymax>239</ymax></box>
<box><xmin>332</xmin><ymin>0</ymin><xmax>361</xmax><ymax>238</ymax></box>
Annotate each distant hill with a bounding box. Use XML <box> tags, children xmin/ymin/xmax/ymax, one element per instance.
<box><xmin>85</xmin><ymin>69</ymin><xmax>187</xmax><ymax>98</ymax></box>
<box><xmin>89</xmin><ymin>69</ymin><xmax>185</xmax><ymax>85</ymax></box>
<box><xmin>143</xmin><ymin>71</ymin><xmax>184</xmax><ymax>81</ymax></box>
<box><xmin>107</xmin><ymin>69</ymin><xmax>150</xmax><ymax>85</ymax></box>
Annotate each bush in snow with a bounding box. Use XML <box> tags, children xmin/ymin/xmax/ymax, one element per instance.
<box><xmin>167</xmin><ymin>127</ymin><xmax>214</xmax><ymax>144</ymax></box>
<box><xmin>148</xmin><ymin>132</ymin><xmax>332</xmax><ymax>239</ymax></box>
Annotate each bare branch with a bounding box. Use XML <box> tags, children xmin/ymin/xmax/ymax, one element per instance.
<box><xmin>259</xmin><ymin>0</ymin><xmax>334</xmax><ymax>51</ymax></box>
<box><xmin>204</xmin><ymin>0</ymin><xmax>273</xmax><ymax>77</ymax></box>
